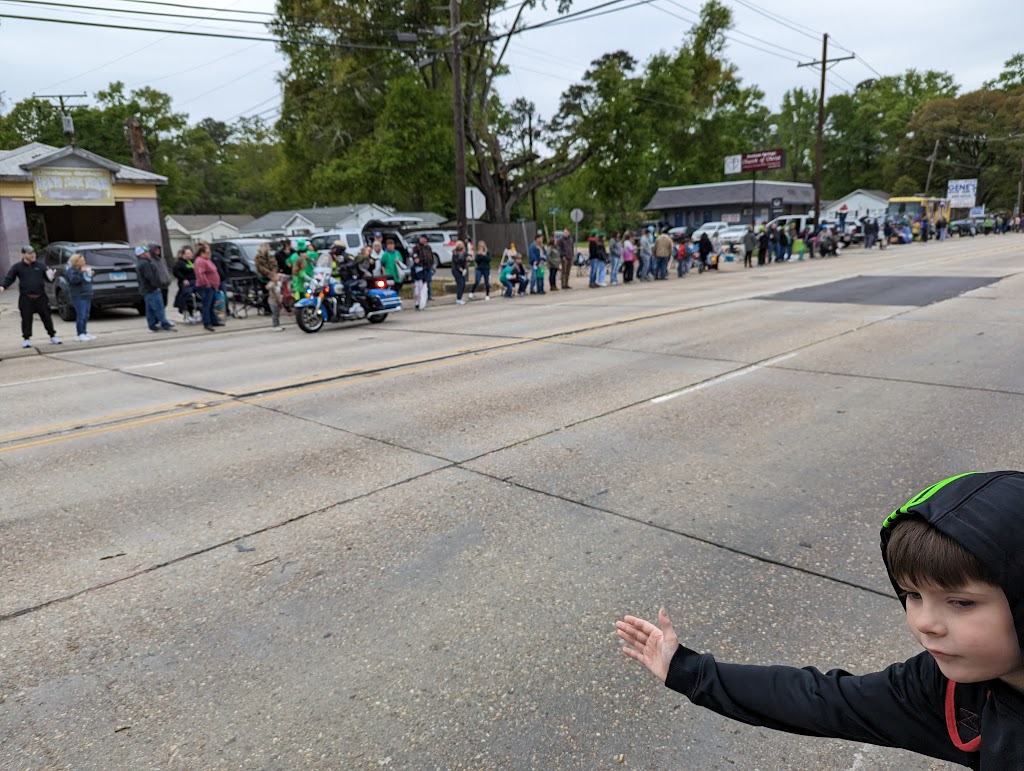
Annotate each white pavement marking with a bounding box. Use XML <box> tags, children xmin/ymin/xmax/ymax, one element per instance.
<box><xmin>650</xmin><ymin>352</ymin><xmax>799</xmax><ymax>404</ymax></box>
<box><xmin>119</xmin><ymin>362</ymin><xmax>166</xmax><ymax>370</ymax></box>
<box><xmin>0</xmin><ymin>370</ymin><xmax>106</xmax><ymax>390</ymax></box>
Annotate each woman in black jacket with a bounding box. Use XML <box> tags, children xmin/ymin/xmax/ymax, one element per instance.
<box><xmin>172</xmin><ymin>246</ymin><xmax>197</xmax><ymax>320</ymax></box>
<box><xmin>698</xmin><ymin>233</ymin><xmax>713</xmax><ymax>272</ymax></box>
<box><xmin>451</xmin><ymin>240</ymin><xmax>469</xmax><ymax>305</ymax></box>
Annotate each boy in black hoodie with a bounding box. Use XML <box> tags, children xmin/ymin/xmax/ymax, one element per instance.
<box><xmin>618</xmin><ymin>470</ymin><xmax>1024</xmax><ymax>768</ymax></box>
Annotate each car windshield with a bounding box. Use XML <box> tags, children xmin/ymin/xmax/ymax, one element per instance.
<box><xmin>82</xmin><ymin>248</ymin><xmax>137</xmax><ymax>267</ymax></box>
<box><xmin>238</xmin><ymin>244</ymin><xmax>262</xmax><ymax>261</ymax></box>
<box><xmin>310</xmin><ymin>235</ymin><xmax>335</xmax><ymax>251</ymax></box>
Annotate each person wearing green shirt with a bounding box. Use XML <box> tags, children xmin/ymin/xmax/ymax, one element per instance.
<box><xmin>287</xmin><ymin>239</ymin><xmax>315</xmax><ymax>300</ymax></box>
<box><xmin>379</xmin><ymin>237</ymin><xmax>407</xmax><ymax>288</ymax></box>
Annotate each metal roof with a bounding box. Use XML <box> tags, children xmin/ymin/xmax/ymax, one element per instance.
<box><xmin>166</xmin><ymin>214</ymin><xmax>255</xmax><ymax>233</ymax></box>
<box><xmin>0</xmin><ymin>142</ymin><xmax>167</xmax><ymax>184</ymax></box>
<box><xmin>645</xmin><ymin>180</ymin><xmax>815</xmax><ymax>210</ymax></box>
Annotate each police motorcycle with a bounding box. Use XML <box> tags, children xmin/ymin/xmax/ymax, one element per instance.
<box><xmin>294</xmin><ymin>246</ymin><xmax>402</xmax><ymax>333</ymax></box>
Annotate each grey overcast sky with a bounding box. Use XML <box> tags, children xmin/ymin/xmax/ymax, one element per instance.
<box><xmin>0</xmin><ymin>0</ymin><xmax>1018</xmax><ymax>131</ymax></box>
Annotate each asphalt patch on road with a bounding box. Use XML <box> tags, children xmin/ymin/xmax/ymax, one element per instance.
<box><xmin>761</xmin><ymin>275</ymin><xmax>1002</xmax><ymax>306</ymax></box>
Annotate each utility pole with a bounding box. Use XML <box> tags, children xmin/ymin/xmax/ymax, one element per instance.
<box><xmin>126</xmin><ymin>116</ymin><xmax>171</xmax><ymax>263</ymax></box>
<box><xmin>924</xmin><ymin>138</ymin><xmax>941</xmax><ymax>196</ymax></box>
<box><xmin>450</xmin><ymin>0</ymin><xmax>467</xmax><ymax>243</ymax></box>
<box><xmin>1017</xmin><ymin>157</ymin><xmax>1023</xmax><ymax>218</ymax></box>
<box><xmin>32</xmin><ymin>92</ymin><xmax>86</xmax><ymax>145</ymax></box>
<box><xmin>797</xmin><ymin>35</ymin><xmax>853</xmax><ymax>228</ymax></box>
<box><xmin>528</xmin><ymin>111</ymin><xmax>538</xmax><ymax>224</ymax></box>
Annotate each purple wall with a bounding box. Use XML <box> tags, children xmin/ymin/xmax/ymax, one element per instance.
<box><xmin>123</xmin><ymin>198</ymin><xmax>162</xmax><ymax>248</ymax></box>
<box><xmin>0</xmin><ymin>197</ymin><xmax>30</xmax><ymax>275</ymax></box>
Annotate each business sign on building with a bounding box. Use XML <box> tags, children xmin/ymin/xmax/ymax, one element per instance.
<box><xmin>32</xmin><ymin>167</ymin><xmax>114</xmax><ymax>206</ymax></box>
<box><xmin>724</xmin><ymin>149</ymin><xmax>785</xmax><ymax>175</ymax></box>
<box><xmin>947</xmin><ymin>178</ymin><xmax>978</xmax><ymax>209</ymax></box>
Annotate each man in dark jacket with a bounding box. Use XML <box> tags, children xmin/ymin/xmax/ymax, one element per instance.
<box><xmin>618</xmin><ymin>470</ymin><xmax>1024</xmax><ymax>769</ymax></box>
<box><xmin>275</xmin><ymin>239</ymin><xmax>292</xmax><ymax>276</ymax></box>
<box><xmin>149</xmin><ymin>243</ymin><xmax>171</xmax><ymax>307</ymax></box>
<box><xmin>136</xmin><ymin>245</ymin><xmax>176</xmax><ymax>332</ymax></box>
<box><xmin>411</xmin><ymin>234</ymin><xmax>435</xmax><ymax>301</ymax></box>
<box><xmin>556</xmin><ymin>228</ymin><xmax>574</xmax><ymax>289</ymax></box>
<box><xmin>1</xmin><ymin>245</ymin><xmax>61</xmax><ymax>347</ymax></box>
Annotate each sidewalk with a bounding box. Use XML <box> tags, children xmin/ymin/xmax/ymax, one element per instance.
<box><xmin>0</xmin><ymin>282</ymin><xmax>464</xmax><ymax>360</ymax></box>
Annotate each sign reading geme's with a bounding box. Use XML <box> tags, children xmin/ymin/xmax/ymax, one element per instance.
<box><xmin>32</xmin><ymin>167</ymin><xmax>115</xmax><ymax>206</ymax></box>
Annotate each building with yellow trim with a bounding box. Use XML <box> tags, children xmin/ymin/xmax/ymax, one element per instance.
<box><xmin>0</xmin><ymin>142</ymin><xmax>166</xmax><ymax>273</ymax></box>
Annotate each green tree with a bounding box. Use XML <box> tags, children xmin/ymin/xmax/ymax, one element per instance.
<box><xmin>308</xmin><ymin>73</ymin><xmax>454</xmax><ymax>213</ymax></box>
<box><xmin>984</xmin><ymin>53</ymin><xmax>1024</xmax><ymax>90</ymax></box>
<box><xmin>823</xmin><ymin>70</ymin><xmax>957</xmax><ymax>196</ymax></box>
<box><xmin>893</xmin><ymin>86</ymin><xmax>1024</xmax><ymax>211</ymax></box>
<box><xmin>771</xmin><ymin>87</ymin><xmax>817</xmax><ymax>184</ymax></box>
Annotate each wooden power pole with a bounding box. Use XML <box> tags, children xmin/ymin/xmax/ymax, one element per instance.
<box><xmin>450</xmin><ymin>0</ymin><xmax>467</xmax><ymax>242</ymax></box>
<box><xmin>798</xmin><ymin>35</ymin><xmax>853</xmax><ymax>228</ymax></box>
<box><xmin>126</xmin><ymin>116</ymin><xmax>171</xmax><ymax>261</ymax></box>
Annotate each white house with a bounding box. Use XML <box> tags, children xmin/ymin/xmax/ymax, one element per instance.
<box><xmin>240</xmin><ymin>204</ymin><xmax>400</xmax><ymax>238</ymax></box>
<box><xmin>165</xmin><ymin>214</ymin><xmax>255</xmax><ymax>255</ymax></box>
<box><xmin>822</xmin><ymin>189</ymin><xmax>890</xmax><ymax>222</ymax></box>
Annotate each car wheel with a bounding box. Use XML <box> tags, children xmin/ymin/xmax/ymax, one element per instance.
<box><xmin>56</xmin><ymin>290</ymin><xmax>76</xmax><ymax>322</ymax></box>
<box><xmin>136</xmin><ymin>301</ymin><xmax>146</xmax><ymax>316</ymax></box>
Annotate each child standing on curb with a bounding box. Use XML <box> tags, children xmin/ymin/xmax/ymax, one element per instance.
<box><xmin>267</xmin><ymin>271</ymin><xmax>284</xmax><ymax>330</ymax></box>
<box><xmin>410</xmin><ymin>251</ymin><xmax>429</xmax><ymax>311</ymax></box>
<box><xmin>617</xmin><ymin>471</ymin><xmax>1024</xmax><ymax>768</ymax></box>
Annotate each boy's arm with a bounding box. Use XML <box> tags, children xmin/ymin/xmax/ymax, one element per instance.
<box><xmin>667</xmin><ymin>645</ymin><xmax>968</xmax><ymax>765</ymax></box>
<box><xmin>619</xmin><ymin>611</ymin><xmax>968</xmax><ymax>766</ymax></box>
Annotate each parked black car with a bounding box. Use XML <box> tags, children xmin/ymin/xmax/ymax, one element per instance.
<box><xmin>209</xmin><ymin>238</ymin><xmax>265</xmax><ymax>279</ymax></box>
<box><xmin>40</xmin><ymin>241</ymin><xmax>142</xmax><ymax>320</ymax></box>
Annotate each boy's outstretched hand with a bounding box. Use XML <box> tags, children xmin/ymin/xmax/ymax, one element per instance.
<box><xmin>616</xmin><ymin>608</ymin><xmax>679</xmax><ymax>683</ymax></box>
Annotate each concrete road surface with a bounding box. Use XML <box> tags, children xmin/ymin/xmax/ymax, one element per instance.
<box><xmin>2</xmin><ymin>236</ymin><xmax>1023</xmax><ymax>769</ymax></box>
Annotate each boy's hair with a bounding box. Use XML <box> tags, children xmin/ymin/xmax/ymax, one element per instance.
<box><xmin>886</xmin><ymin>516</ymin><xmax>995</xmax><ymax>590</ymax></box>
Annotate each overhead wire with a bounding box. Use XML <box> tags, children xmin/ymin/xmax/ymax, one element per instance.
<box><xmin>0</xmin><ymin>11</ymin><xmax>417</xmax><ymax>49</ymax></box>
<box><xmin>129</xmin><ymin>41</ymin><xmax>264</xmax><ymax>88</ymax></box>
<box><xmin>0</xmin><ymin>0</ymin><xmax>270</xmax><ymax>26</ymax></box>
<box><xmin>35</xmin><ymin>0</ymin><xmax>253</xmax><ymax>90</ymax></box>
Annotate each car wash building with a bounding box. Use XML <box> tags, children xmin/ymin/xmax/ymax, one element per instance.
<box><xmin>0</xmin><ymin>142</ymin><xmax>166</xmax><ymax>273</ymax></box>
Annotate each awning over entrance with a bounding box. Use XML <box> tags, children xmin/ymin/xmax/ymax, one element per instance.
<box><xmin>0</xmin><ymin>142</ymin><xmax>167</xmax><ymax>273</ymax></box>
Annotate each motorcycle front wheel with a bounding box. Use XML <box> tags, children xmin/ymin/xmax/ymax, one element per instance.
<box><xmin>368</xmin><ymin>314</ymin><xmax>387</xmax><ymax>324</ymax></box>
<box><xmin>296</xmin><ymin>305</ymin><xmax>324</xmax><ymax>333</ymax></box>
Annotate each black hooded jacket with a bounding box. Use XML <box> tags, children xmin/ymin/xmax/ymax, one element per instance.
<box><xmin>665</xmin><ymin>470</ymin><xmax>1024</xmax><ymax>769</ymax></box>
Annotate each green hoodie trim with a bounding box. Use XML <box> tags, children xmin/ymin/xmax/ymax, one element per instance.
<box><xmin>882</xmin><ymin>472</ymin><xmax>981</xmax><ymax>529</ymax></box>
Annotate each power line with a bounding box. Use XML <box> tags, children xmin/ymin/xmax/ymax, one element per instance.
<box><xmin>729</xmin><ymin>0</ymin><xmax>824</xmax><ymax>44</ymax></box>
<box><xmin>69</xmin><ymin>0</ymin><xmax>276</xmax><ymax>17</ymax></box>
<box><xmin>37</xmin><ymin>0</ymin><xmax>254</xmax><ymax>90</ymax></box>
<box><xmin>130</xmin><ymin>41</ymin><xmax>265</xmax><ymax>88</ymax></box>
<box><xmin>0</xmin><ymin>11</ymin><xmax>416</xmax><ymax>50</ymax></box>
<box><xmin>660</xmin><ymin>0</ymin><xmax>813</xmax><ymax>60</ymax></box>
<box><xmin>0</xmin><ymin>0</ymin><xmax>268</xmax><ymax>26</ymax></box>
<box><xmin>652</xmin><ymin>2</ymin><xmax>803</xmax><ymax>65</ymax></box>
<box><xmin>178</xmin><ymin>58</ymin><xmax>281</xmax><ymax>105</ymax></box>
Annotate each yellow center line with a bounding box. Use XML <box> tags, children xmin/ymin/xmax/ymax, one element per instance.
<box><xmin>0</xmin><ymin>401</ymin><xmax>201</xmax><ymax>443</ymax></box>
<box><xmin>0</xmin><ymin>402</ymin><xmax>237</xmax><ymax>456</ymax></box>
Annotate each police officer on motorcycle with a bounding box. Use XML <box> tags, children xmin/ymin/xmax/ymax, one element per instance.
<box><xmin>331</xmin><ymin>241</ymin><xmax>369</xmax><ymax>314</ymax></box>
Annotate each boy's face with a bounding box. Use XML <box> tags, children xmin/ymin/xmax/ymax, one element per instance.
<box><xmin>900</xmin><ymin>578</ymin><xmax>1024</xmax><ymax>690</ymax></box>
